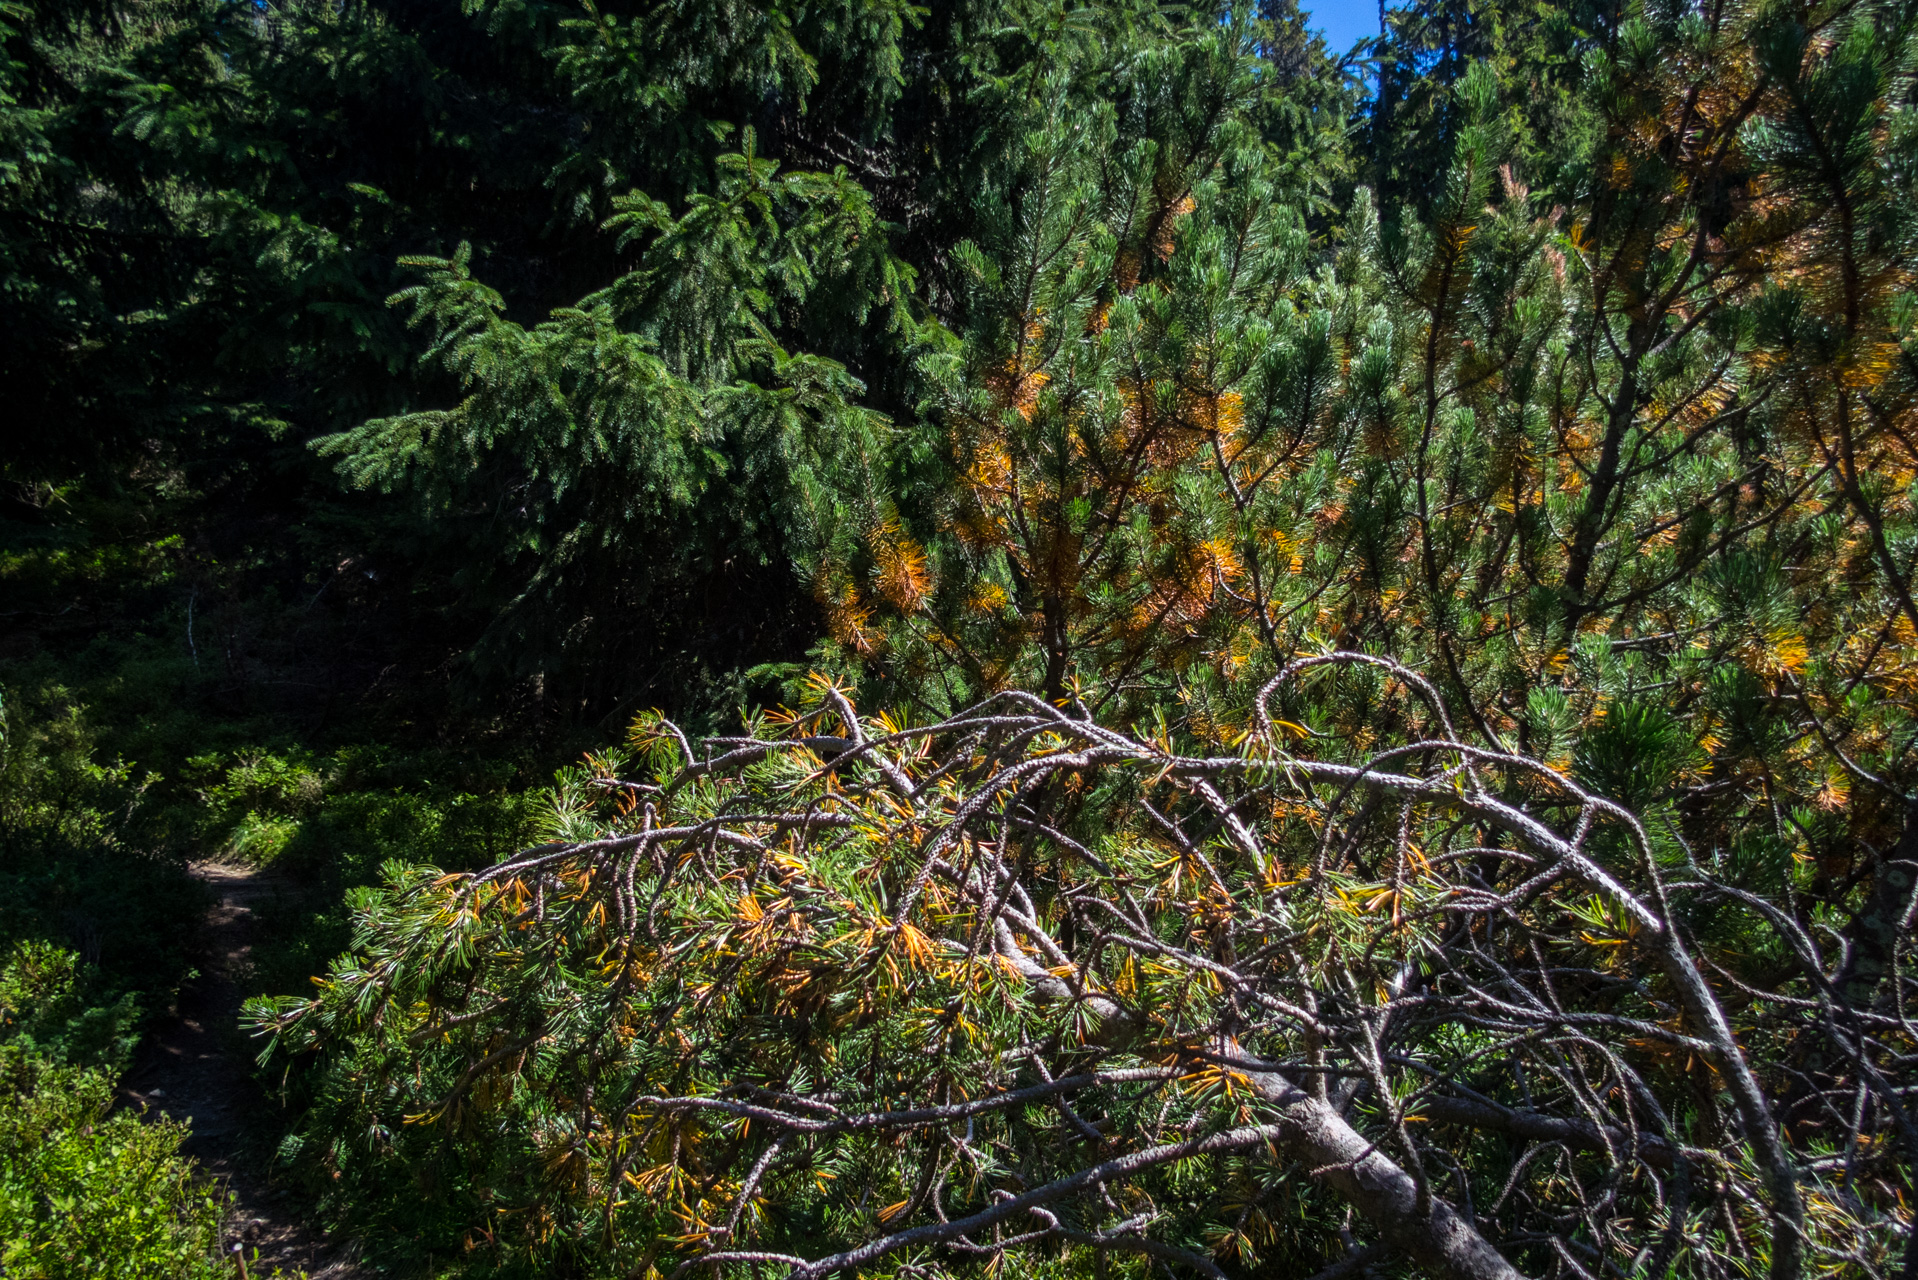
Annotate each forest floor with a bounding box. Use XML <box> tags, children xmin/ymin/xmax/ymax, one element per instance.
<box><xmin>119</xmin><ymin>862</ymin><xmax>365</xmax><ymax>1279</ymax></box>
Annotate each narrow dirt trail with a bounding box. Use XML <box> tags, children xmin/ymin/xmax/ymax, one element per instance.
<box><xmin>119</xmin><ymin>862</ymin><xmax>364</xmax><ymax>1278</ymax></box>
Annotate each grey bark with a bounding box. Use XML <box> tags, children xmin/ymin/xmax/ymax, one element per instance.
<box><xmin>990</xmin><ymin>922</ymin><xmax>1529</xmax><ymax>1280</ymax></box>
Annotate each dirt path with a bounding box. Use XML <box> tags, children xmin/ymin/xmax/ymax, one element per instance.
<box><xmin>119</xmin><ymin>862</ymin><xmax>363</xmax><ymax>1278</ymax></box>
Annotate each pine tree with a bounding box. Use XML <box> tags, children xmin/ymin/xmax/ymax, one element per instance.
<box><xmin>798</xmin><ymin>10</ymin><xmax>1346</xmax><ymax>719</ymax></box>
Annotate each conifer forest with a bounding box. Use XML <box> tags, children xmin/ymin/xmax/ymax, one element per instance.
<box><xmin>6</xmin><ymin>0</ymin><xmax>1918</xmax><ymax>1276</ymax></box>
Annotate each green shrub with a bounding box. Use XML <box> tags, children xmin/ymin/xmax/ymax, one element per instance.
<box><xmin>0</xmin><ymin>941</ymin><xmax>228</xmax><ymax>1280</ymax></box>
<box><xmin>0</xmin><ymin>939</ymin><xmax>141</xmax><ymax>1070</ymax></box>
<box><xmin>0</xmin><ymin>1045</ymin><xmax>229</xmax><ymax>1280</ymax></box>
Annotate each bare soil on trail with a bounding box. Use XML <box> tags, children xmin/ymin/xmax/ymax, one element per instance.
<box><xmin>118</xmin><ymin>862</ymin><xmax>365</xmax><ymax>1279</ymax></box>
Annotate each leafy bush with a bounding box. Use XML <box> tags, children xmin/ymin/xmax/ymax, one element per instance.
<box><xmin>0</xmin><ymin>691</ymin><xmax>235</xmax><ymax>1277</ymax></box>
<box><xmin>0</xmin><ymin>942</ymin><xmax>228</xmax><ymax>1280</ymax></box>
<box><xmin>0</xmin><ymin>939</ymin><xmax>141</xmax><ymax>1070</ymax></box>
<box><xmin>0</xmin><ymin>1047</ymin><xmax>229</xmax><ymax>1280</ymax></box>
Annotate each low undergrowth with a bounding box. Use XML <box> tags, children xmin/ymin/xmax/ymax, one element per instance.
<box><xmin>0</xmin><ymin>941</ymin><xmax>229</xmax><ymax>1279</ymax></box>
